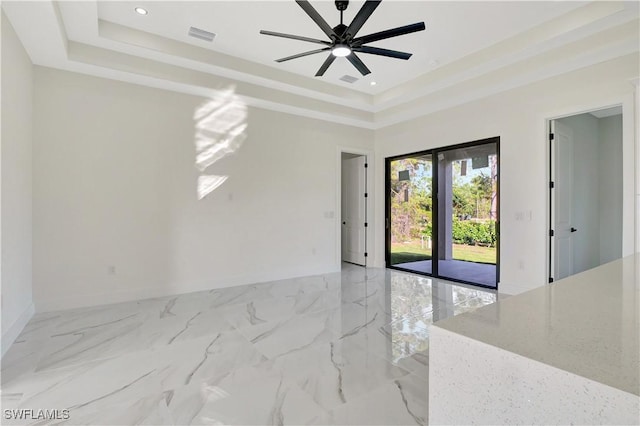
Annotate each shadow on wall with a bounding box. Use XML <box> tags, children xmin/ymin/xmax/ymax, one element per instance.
<box><xmin>194</xmin><ymin>86</ymin><xmax>248</xmax><ymax>200</ymax></box>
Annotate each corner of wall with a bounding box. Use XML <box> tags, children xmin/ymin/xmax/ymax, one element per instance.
<box><xmin>1</xmin><ymin>302</ymin><xmax>34</xmax><ymax>358</ymax></box>
<box><xmin>1</xmin><ymin>9</ymin><xmax>35</xmax><ymax>356</ymax></box>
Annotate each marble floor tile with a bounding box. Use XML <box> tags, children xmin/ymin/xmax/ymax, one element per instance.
<box><xmin>235</xmin><ymin>309</ymin><xmax>340</xmax><ymax>359</ymax></box>
<box><xmin>152</xmin><ymin>330</ymin><xmax>269</xmax><ymax>391</ymax></box>
<box><xmin>1</xmin><ymin>338</ymin><xmax>48</xmax><ymax>388</ymax></box>
<box><xmin>337</xmin><ymin>311</ymin><xmax>430</xmax><ymax>378</ymax></box>
<box><xmin>219</xmin><ymin>290</ymin><xmax>340</xmax><ymax>329</ymax></box>
<box><xmin>311</xmin><ymin>373</ymin><xmax>429</xmax><ymax>426</ymax></box>
<box><xmin>32</xmin><ymin>313</ymin><xmax>147</xmax><ymax>373</ymax></box>
<box><xmin>167</xmin><ymin>370</ymin><xmax>327</xmax><ymax>425</ymax></box>
<box><xmin>2</xmin><ymin>355</ymin><xmax>166</xmax><ymax>425</ymax></box>
<box><xmin>1</xmin><ymin>332</ymin><xmax>268</xmax><ymax>421</ymax></box>
<box><xmin>1</xmin><ymin>265</ymin><xmax>496</xmax><ymax>425</ymax></box>
<box><xmin>12</xmin><ymin>312</ymin><xmax>63</xmax><ymax>343</ymax></box>
<box><xmin>268</xmin><ymin>339</ymin><xmax>410</xmax><ymax>411</ymax></box>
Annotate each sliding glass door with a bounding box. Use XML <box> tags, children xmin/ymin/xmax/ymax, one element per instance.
<box><xmin>388</xmin><ymin>154</ymin><xmax>434</xmax><ymax>274</ymax></box>
<box><xmin>386</xmin><ymin>138</ymin><xmax>499</xmax><ymax>289</ymax></box>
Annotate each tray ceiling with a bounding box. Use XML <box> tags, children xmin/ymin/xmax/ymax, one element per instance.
<box><xmin>3</xmin><ymin>1</ymin><xmax>638</xmax><ymax>128</ymax></box>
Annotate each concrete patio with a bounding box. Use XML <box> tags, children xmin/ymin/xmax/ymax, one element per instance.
<box><xmin>392</xmin><ymin>259</ymin><xmax>497</xmax><ymax>287</ymax></box>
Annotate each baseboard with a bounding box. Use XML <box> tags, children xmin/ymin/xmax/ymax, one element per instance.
<box><xmin>1</xmin><ymin>302</ymin><xmax>35</xmax><ymax>358</ymax></box>
<box><xmin>35</xmin><ymin>263</ymin><xmax>342</xmax><ymax>313</ymax></box>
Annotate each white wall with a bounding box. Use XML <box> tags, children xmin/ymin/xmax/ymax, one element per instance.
<box><xmin>598</xmin><ymin>114</ymin><xmax>623</xmax><ymax>264</ymax></box>
<box><xmin>1</xmin><ymin>12</ymin><xmax>34</xmax><ymax>355</ymax></box>
<box><xmin>32</xmin><ymin>67</ymin><xmax>374</xmax><ymax>312</ymax></box>
<box><xmin>557</xmin><ymin>114</ymin><xmax>600</xmax><ymax>274</ymax></box>
<box><xmin>374</xmin><ymin>53</ymin><xmax>638</xmax><ymax>294</ymax></box>
<box><xmin>12</xmin><ymin>39</ymin><xmax>640</xmax><ymax>312</ymax></box>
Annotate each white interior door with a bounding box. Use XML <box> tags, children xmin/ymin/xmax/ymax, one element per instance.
<box><xmin>342</xmin><ymin>155</ymin><xmax>366</xmax><ymax>266</ymax></box>
<box><xmin>551</xmin><ymin>120</ymin><xmax>575</xmax><ymax>280</ymax></box>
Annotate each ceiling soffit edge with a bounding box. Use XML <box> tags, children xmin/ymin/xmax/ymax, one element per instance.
<box><xmin>97</xmin><ymin>19</ymin><xmax>374</xmax><ymax>110</ymax></box>
<box><xmin>67</xmin><ymin>40</ymin><xmax>375</xmax><ymax>123</ymax></box>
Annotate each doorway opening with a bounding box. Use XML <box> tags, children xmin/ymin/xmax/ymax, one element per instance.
<box><xmin>386</xmin><ymin>137</ymin><xmax>500</xmax><ymax>288</ymax></box>
<box><xmin>341</xmin><ymin>152</ymin><xmax>368</xmax><ymax>266</ymax></box>
<box><xmin>548</xmin><ymin>105</ymin><xmax>623</xmax><ymax>282</ymax></box>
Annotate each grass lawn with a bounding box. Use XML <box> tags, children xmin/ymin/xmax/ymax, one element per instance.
<box><xmin>391</xmin><ymin>240</ymin><xmax>496</xmax><ymax>265</ymax></box>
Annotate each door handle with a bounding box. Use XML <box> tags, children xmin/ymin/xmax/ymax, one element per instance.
<box><xmin>570</xmin><ymin>227</ymin><xmax>578</xmax><ymax>233</ymax></box>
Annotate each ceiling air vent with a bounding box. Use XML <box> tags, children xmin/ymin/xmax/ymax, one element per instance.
<box><xmin>339</xmin><ymin>75</ymin><xmax>358</xmax><ymax>84</ymax></box>
<box><xmin>188</xmin><ymin>27</ymin><xmax>216</xmax><ymax>42</ymax></box>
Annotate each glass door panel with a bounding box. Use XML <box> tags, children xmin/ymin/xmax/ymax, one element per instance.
<box><xmin>388</xmin><ymin>155</ymin><xmax>434</xmax><ymax>275</ymax></box>
<box><xmin>436</xmin><ymin>142</ymin><xmax>498</xmax><ymax>287</ymax></box>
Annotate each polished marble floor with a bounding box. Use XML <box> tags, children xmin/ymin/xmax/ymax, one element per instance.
<box><xmin>1</xmin><ymin>264</ymin><xmax>498</xmax><ymax>425</ymax></box>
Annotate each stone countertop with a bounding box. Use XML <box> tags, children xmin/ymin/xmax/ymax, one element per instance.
<box><xmin>433</xmin><ymin>253</ymin><xmax>639</xmax><ymax>396</ymax></box>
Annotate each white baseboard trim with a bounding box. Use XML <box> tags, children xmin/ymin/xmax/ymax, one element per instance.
<box><xmin>1</xmin><ymin>302</ymin><xmax>35</xmax><ymax>358</ymax></box>
<box><xmin>35</xmin><ymin>263</ymin><xmax>343</xmax><ymax>313</ymax></box>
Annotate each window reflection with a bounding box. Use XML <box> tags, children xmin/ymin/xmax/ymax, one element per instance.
<box><xmin>193</xmin><ymin>86</ymin><xmax>248</xmax><ymax>200</ymax></box>
<box><xmin>388</xmin><ymin>275</ymin><xmax>497</xmax><ymax>362</ymax></box>
<box><xmin>335</xmin><ymin>266</ymin><xmax>497</xmax><ymax>370</ymax></box>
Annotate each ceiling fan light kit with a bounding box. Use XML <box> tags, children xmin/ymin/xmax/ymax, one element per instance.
<box><xmin>332</xmin><ymin>44</ymin><xmax>351</xmax><ymax>57</ymax></box>
<box><xmin>260</xmin><ymin>0</ymin><xmax>425</xmax><ymax>77</ymax></box>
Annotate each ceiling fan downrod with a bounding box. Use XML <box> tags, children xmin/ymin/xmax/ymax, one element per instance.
<box><xmin>335</xmin><ymin>1</ymin><xmax>349</xmax><ymax>25</ymax></box>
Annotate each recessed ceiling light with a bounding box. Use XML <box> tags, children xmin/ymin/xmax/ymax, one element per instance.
<box><xmin>370</xmin><ymin>81</ymin><xmax>377</xmax><ymax>86</ymax></box>
<box><xmin>134</xmin><ymin>7</ymin><xmax>148</xmax><ymax>15</ymax></box>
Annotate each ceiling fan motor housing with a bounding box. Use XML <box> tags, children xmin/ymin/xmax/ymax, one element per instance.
<box><xmin>333</xmin><ymin>23</ymin><xmax>348</xmax><ymax>40</ymax></box>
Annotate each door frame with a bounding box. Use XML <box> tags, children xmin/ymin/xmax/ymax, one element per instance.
<box><xmin>385</xmin><ymin>137</ymin><xmax>501</xmax><ymax>289</ymax></box>
<box><xmin>548</xmin><ymin>119</ymin><xmax>575</xmax><ymax>282</ymax></box>
<box><xmin>337</xmin><ymin>146</ymin><xmax>374</xmax><ymax>269</ymax></box>
<box><xmin>385</xmin><ymin>149</ymin><xmax>440</xmax><ymax>276</ymax></box>
<box><xmin>545</xmin><ymin>99</ymin><xmax>633</xmax><ymax>283</ymax></box>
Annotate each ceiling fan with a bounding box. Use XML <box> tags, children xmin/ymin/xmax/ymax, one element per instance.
<box><xmin>260</xmin><ymin>0</ymin><xmax>425</xmax><ymax>77</ymax></box>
